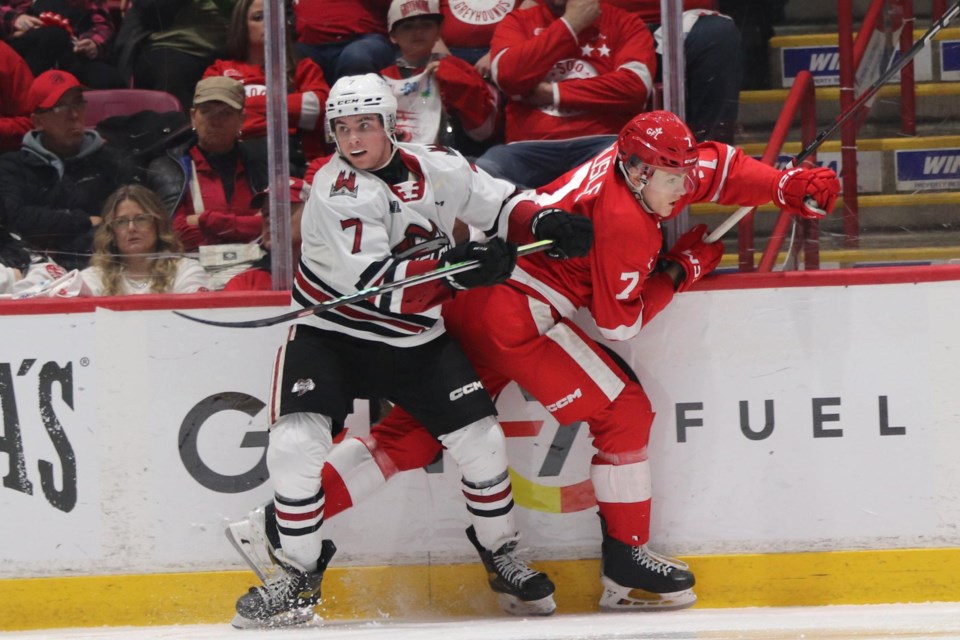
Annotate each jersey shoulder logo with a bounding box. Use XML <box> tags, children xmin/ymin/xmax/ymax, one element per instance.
<box><xmin>330</xmin><ymin>170</ymin><xmax>359</xmax><ymax>198</ymax></box>
<box><xmin>391</xmin><ymin>180</ymin><xmax>424</xmax><ymax>202</ymax></box>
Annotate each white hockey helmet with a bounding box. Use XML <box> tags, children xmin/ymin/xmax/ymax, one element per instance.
<box><xmin>325</xmin><ymin>73</ymin><xmax>398</xmax><ymax>144</ymax></box>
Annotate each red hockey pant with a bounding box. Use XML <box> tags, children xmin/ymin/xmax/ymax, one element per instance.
<box><xmin>324</xmin><ymin>284</ymin><xmax>656</xmax><ymax>545</ymax></box>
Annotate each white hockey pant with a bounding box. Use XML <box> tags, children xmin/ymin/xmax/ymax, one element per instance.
<box><xmin>266</xmin><ymin>412</ymin><xmax>333</xmax><ymax>572</ymax></box>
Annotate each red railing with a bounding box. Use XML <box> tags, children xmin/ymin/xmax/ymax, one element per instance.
<box><xmin>836</xmin><ymin>0</ymin><xmax>919</xmax><ymax>248</ymax></box>
<box><xmin>753</xmin><ymin>71</ymin><xmax>818</xmax><ymax>272</ymax></box>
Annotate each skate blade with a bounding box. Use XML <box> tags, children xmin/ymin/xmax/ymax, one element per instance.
<box><xmin>496</xmin><ymin>592</ymin><xmax>557</xmax><ymax>617</ymax></box>
<box><xmin>225</xmin><ymin>517</ymin><xmax>277</xmax><ymax>584</ymax></box>
<box><xmin>599</xmin><ymin>577</ymin><xmax>697</xmax><ymax>612</ymax></box>
<box><xmin>231</xmin><ymin>608</ymin><xmax>319</xmax><ymax>629</ymax></box>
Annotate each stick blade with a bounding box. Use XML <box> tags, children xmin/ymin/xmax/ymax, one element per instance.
<box><xmin>172</xmin><ymin>309</ymin><xmax>296</xmax><ymax>329</ymax></box>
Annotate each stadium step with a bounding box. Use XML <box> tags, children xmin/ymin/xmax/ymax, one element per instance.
<box><xmin>718</xmin><ymin>242</ymin><xmax>960</xmax><ymax>270</ymax></box>
<box><xmin>765</xmin><ymin>27</ymin><xmax>960</xmax><ymax>88</ymax></box>
<box><xmin>693</xmin><ymin>191</ymin><xmax>960</xmax><ymax>235</ymax></box>
<box><xmin>734</xmin><ymin>135</ymin><xmax>960</xmax><ymax>195</ymax></box>
<box><xmin>736</xmin><ymin>82</ymin><xmax>960</xmax><ymax>138</ymax></box>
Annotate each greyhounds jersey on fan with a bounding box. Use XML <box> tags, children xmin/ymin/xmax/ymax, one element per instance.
<box><xmin>295</xmin><ymin>142</ymin><xmax>533</xmax><ymax>346</ymax></box>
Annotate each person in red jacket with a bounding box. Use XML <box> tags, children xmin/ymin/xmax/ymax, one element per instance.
<box><xmin>145</xmin><ymin>76</ymin><xmax>268</xmax><ymax>253</ymax></box>
<box><xmin>476</xmin><ymin>0</ymin><xmax>657</xmax><ymax>188</ymax></box>
<box><xmin>609</xmin><ymin>0</ymin><xmax>742</xmax><ymax>143</ymax></box>
<box><xmin>0</xmin><ymin>42</ymin><xmax>33</xmax><ymax>153</ymax></box>
<box><xmin>380</xmin><ymin>0</ymin><xmax>499</xmax><ymax>149</ymax></box>
<box><xmin>439</xmin><ymin>0</ymin><xmax>518</xmax><ymax>76</ymax></box>
<box><xmin>204</xmin><ymin>0</ymin><xmax>331</xmax><ymax>164</ymax></box>
<box><xmin>279</xmin><ymin>111</ymin><xmax>839</xmax><ymax>612</ymax></box>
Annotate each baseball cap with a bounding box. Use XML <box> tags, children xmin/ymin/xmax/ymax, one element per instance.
<box><xmin>29</xmin><ymin>70</ymin><xmax>83</xmax><ymax>112</ymax></box>
<box><xmin>250</xmin><ymin>178</ymin><xmax>311</xmax><ymax>209</ymax></box>
<box><xmin>193</xmin><ymin>76</ymin><xmax>245</xmax><ymax>110</ymax></box>
<box><xmin>387</xmin><ymin>0</ymin><xmax>442</xmax><ymax>31</ymax></box>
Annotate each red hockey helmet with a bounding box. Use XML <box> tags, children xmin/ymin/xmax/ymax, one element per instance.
<box><xmin>616</xmin><ymin>110</ymin><xmax>698</xmax><ymax>173</ymax></box>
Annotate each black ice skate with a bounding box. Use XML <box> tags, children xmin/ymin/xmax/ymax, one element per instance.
<box><xmin>466</xmin><ymin>525</ymin><xmax>557</xmax><ymax>616</ymax></box>
<box><xmin>599</xmin><ymin>518</ymin><xmax>696</xmax><ymax>611</ymax></box>
<box><xmin>227</xmin><ymin>504</ymin><xmax>337</xmax><ymax>629</ymax></box>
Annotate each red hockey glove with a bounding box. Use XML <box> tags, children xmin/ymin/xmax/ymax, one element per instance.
<box><xmin>663</xmin><ymin>224</ymin><xmax>724</xmax><ymax>292</ymax></box>
<box><xmin>531</xmin><ymin>208</ymin><xmax>594</xmax><ymax>259</ymax></box>
<box><xmin>440</xmin><ymin>238</ymin><xmax>518</xmax><ymax>290</ymax></box>
<box><xmin>772</xmin><ymin>164</ymin><xmax>840</xmax><ymax>219</ymax></box>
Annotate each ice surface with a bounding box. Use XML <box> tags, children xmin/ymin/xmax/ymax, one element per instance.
<box><xmin>5</xmin><ymin>602</ymin><xmax>960</xmax><ymax>640</ymax></box>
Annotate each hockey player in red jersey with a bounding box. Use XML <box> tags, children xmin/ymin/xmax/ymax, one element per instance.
<box><xmin>308</xmin><ymin>110</ymin><xmax>841</xmax><ymax>611</ymax></box>
<box><xmin>231</xmin><ymin>110</ymin><xmax>839</xmax><ymax>614</ymax></box>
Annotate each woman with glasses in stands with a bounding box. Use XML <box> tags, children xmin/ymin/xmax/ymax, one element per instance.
<box><xmin>81</xmin><ymin>184</ymin><xmax>209</xmax><ymax>295</ymax></box>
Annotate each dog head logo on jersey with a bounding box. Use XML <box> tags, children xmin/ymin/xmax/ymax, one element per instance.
<box><xmin>393</xmin><ymin>222</ymin><xmax>448</xmax><ymax>259</ymax></box>
<box><xmin>291</xmin><ymin>378</ymin><xmax>316</xmax><ymax>396</ymax></box>
<box><xmin>330</xmin><ymin>170</ymin><xmax>359</xmax><ymax>198</ymax></box>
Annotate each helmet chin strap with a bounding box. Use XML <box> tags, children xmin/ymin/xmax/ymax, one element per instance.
<box><xmin>619</xmin><ymin>159</ymin><xmax>657</xmax><ymax>215</ymax></box>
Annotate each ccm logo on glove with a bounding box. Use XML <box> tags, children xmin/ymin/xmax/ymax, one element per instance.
<box><xmin>774</xmin><ymin>164</ymin><xmax>841</xmax><ymax>219</ymax></box>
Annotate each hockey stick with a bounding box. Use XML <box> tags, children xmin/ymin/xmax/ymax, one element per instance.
<box><xmin>174</xmin><ymin>239</ymin><xmax>555</xmax><ymax>329</ymax></box>
<box><xmin>704</xmin><ymin>0</ymin><xmax>960</xmax><ymax>246</ymax></box>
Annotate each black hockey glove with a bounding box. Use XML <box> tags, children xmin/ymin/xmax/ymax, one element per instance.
<box><xmin>440</xmin><ymin>238</ymin><xmax>518</xmax><ymax>290</ymax></box>
<box><xmin>531</xmin><ymin>208</ymin><xmax>594</xmax><ymax>259</ymax></box>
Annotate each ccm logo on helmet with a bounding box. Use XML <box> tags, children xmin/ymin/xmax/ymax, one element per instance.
<box><xmin>450</xmin><ymin>381</ymin><xmax>484</xmax><ymax>401</ymax></box>
<box><xmin>545</xmin><ymin>388</ymin><xmax>583</xmax><ymax>412</ymax></box>
<box><xmin>646</xmin><ymin>127</ymin><xmax>663</xmax><ymax>139</ymax></box>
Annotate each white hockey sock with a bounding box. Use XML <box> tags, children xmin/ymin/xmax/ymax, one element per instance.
<box><xmin>266</xmin><ymin>413</ymin><xmax>333</xmax><ymax>572</ymax></box>
<box><xmin>440</xmin><ymin>416</ymin><xmax>518</xmax><ymax>550</ymax></box>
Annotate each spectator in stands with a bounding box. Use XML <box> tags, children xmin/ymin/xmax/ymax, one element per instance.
<box><xmin>612</xmin><ymin>0</ymin><xmax>741</xmax><ymax>143</ymax></box>
<box><xmin>439</xmin><ymin>0</ymin><xmax>517</xmax><ymax>76</ymax></box>
<box><xmin>222</xmin><ymin>177</ymin><xmax>308</xmax><ymax>291</ymax></box>
<box><xmin>718</xmin><ymin>0</ymin><xmax>787</xmax><ymax>90</ymax></box>
<box><xmin>0</xmin><ymin>41</ymin><xmax>33</xmax><ymax>153</ymax></box>
<box><xmin>146</xmin><ymin>76</ymin><xmax>268</xmax><ymax>253</ymax></box>
<box><xmin>477</xmin><ymin>0</ymin><xmax>656</xmax><ymax>188</ymax></box>
<box><xmin>114</xmin><ymin>0</ymin><xmax>233</xmax><ymax>110</ymax></box>
<box><xmin>0</xmin><ymin>0</ymin><xmax>124</xmax><ymax>88</ymax></box>
<box><xmin>204</xmin><ymin>0</ymin><xmax>331</xmax><ymax>166</ymax></box>
<box><xmin>293</xmin><ymin>0</ymin><xmax>395</xmax><ymax>84</ymax></box>
<box><xmin>381</xmin><ymin>0</ymin><xmax>498</xmax><ymax>150</ymax></box>
<box><xmin>81</xmin><ymin>184</ymin><xmax>209</xmax><ymax>295</ymax></box>
<box><xmin>0</xmin><ymin>70</ymin><xmax>137</xmax><ymax>270</ymax></box>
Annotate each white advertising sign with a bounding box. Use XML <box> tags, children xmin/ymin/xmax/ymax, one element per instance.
<box><xmin>1</xmin><ymin>279</ymin><xmax>959</xmax><ymax>577</ymax></box>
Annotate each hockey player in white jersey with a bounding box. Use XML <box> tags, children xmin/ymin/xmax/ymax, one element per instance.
<box><xmin>226</xmin><ymin>73</ymin><xmax>594</xmax><ymax>628</ymax></box>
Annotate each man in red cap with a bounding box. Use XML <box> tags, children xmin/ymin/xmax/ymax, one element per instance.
<box><xmin>0</xmin><ymin>70</ymin><xmax>138</xmax><ymax>269</ymax></box>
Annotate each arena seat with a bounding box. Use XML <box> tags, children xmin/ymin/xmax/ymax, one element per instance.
<box><xmin>83</xmin><ymin>89</ymin><xmax>183</xmax><ymax>127</ymax></box>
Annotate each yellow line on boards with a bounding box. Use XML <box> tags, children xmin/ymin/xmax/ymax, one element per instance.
<box><xmin>3</xmin><ymin>548</ymin><xmax>960</xmax><ymax>631</ymax></box>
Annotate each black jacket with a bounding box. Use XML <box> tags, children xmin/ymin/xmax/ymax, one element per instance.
<box><xmin>0</xmin><ymin>131</ymin><xmax>138</xmax><ymax>257</ymax></box>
